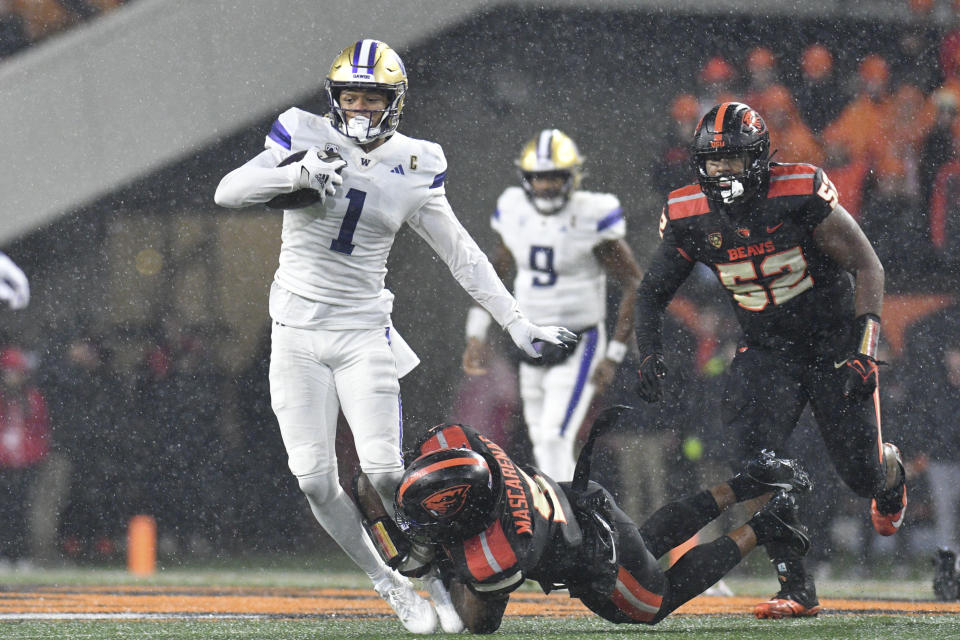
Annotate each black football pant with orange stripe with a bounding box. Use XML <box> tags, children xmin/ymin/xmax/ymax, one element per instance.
<box><xmin>572</xmin><ymin>484</ymin><xmax>741</xmax><ymax>625</ymax></box>
<box><xmin>721</xmin><ymin>345</ymin><xmax>887</xmax><ymax>500</ymax></box>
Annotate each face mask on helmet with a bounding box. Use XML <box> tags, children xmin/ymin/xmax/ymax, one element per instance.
<box><xmin>520</xmin><ymin>170</ymin><xmax>575</xmax><ymax>214</ymax></box>
<box><xmin>395</xmin><ymin>448</ymin><xmax>503</xmax><ymax>544</ymax></box>
<box><xmin>691</xmin><ymin>102</ymin><xmax>770</xmax><ymax>204</ymax></box>
<box><xmin>516</xmin><ymin>129</ymin><xmax>584</xmax><ymax>214</ymax></box>
<box><xmin>325</xmin><ymin>39</ymin><xmax>408</xmax><ymax>144</ymax></box>
<box><xmin>335</xmin><ymin>90</ymin><xmax>393</xmax><ymax>143</ymax></box>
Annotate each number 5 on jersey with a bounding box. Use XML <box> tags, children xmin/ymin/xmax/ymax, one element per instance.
<box><xmin>817</xmin><ymin>174</ymin><xmax>839</xmax><ymax>209</ymax></box>
<box><xmin>716</xmin><ymin>246</ymin><xmax>813</xmax><ymax>311</ymax></box>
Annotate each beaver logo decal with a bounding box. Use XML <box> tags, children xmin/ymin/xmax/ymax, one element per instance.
<box><xmin>421</xmin><ymin>484</ymin><xmax>471</xmax><ymax>517</ymax></box>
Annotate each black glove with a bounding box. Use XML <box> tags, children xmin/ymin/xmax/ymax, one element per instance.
<box><xmin>636</xmin><ymin>354</ymin><xmax>667</xmax><ymax>403</ymax></box>
<box><xmin>838</xmin><ymin>313</ymin><xmax>882</xmax><ymax>400</ymax></box>
<box><xmin>839</xmin><ymin>354</ymin><xmax>879</xmax><ymax>399</ymax></box>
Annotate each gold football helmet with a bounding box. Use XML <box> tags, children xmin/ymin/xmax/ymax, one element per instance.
<box><xmin>325</xmin><ymin>39</ymin><xmax>407</xmax><ymax>143</ymax></box>
<box><xmin>516</xmin><ymin>129</ymin><xmax>584</xmax><ymax>213</ymax></box>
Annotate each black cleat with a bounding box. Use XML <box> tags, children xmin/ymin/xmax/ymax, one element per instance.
<box><xmin>750</xmin><ymin>491</ymin><xmax>811</xmax><ymax>557</ymax></box>
<box><xmin>745</xmin><ymin>450</ymin><xmax>812</xmax><ymax>494</ymax></box>
<box><xmin>933</xmin><ymin>548</ymin><xmax>959</xmax><ymax>601</ymax></box>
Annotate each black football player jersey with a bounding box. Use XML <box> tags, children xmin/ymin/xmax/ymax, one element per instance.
<box><xmin>414</xmin><ymin>424</ymin><xmax>577</xmax><ymax>597</ymax></box>
<box><xmin>658</xmin><ymin>162</ymin><xmax>855</xmax><ymax>354</ymax></box>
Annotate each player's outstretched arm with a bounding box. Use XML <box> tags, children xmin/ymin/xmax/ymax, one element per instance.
<box><xmin>462</xmin><ymin>241</ymin><xmax>514</xmax><ymax>375</ymax></box>
<box><xmin>214</xmin><ymin>149</ymin><xmax>307</xmax><ymax>208</ymax></box>
<box><xmin>813</xmin><ymin>205</ymin><xmax>885</xmax><ymax>398</ymax></box>
<box><xmin>593</xmin><ymin>239</ymin><xmax>643</xmax><ymax>392</ymax></box>
<box><xmin>812</xmin><ymin>204</ymin><xmax>883</xmax><ymax>319</ymax></box>
<box><xmin>462</xmin><ymin>329</ymin><xmax>492</xmax><ymax>376</ymax></box>
<box><xmin>0</xmin><ymin>252</ymin><xmax>29</xmax><ymax>310</ymax></box>
<box><xmin>411</xmin><ymin>196</ymin><xmax>577</xmax><ymax>359</ymax></box>
<box><xmin>634</xmin><ymin>242</ymin><xmax>694</xmax><ymax>402</ymax></box>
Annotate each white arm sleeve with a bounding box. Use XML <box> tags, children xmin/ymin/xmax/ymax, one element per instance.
<box><xmin>408</xmin><ymin>195</ymin><xmax>521</xmax><ymax>328</ymax></box>
<box><xmin>0</xmin><ymin>251</ymin><xmax>29</xmax><ymax>309</ymax></box>
<box><xmin>214</xmin><ymin>148</ymin><xmax>301</xmax><ymax>208</ymax></box>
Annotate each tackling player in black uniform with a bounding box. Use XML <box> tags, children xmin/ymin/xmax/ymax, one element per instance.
<box><xmin>634</xmin><ymin>102</ymin><xmax>907</xmax><ymax>618</ymax></box>
<box><xmin>378</xmin><ymin>418</ymin><xmax>810</xmax><ymax>633</ymax></box>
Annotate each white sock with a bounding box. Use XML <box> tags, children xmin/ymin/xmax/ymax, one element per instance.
<box><xmin>304</xmin><ymin>486</ymin><xmax>386</xmax><ymax>578</ymax></box>
<box><xmin>365</xmin><ymin>469</ymin><xmax>404</xmax><ymax>518</ymax></box>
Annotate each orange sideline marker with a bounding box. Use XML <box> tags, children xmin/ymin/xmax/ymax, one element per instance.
<box><xmin>127</xmin><ymin>515</ymin><xmax>156</xmax><ymax>576</ymax></box>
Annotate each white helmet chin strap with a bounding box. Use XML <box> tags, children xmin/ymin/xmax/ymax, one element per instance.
<box><xmin>719</xmin><ymin>178</ymin><xmax>745</xmax><ymax>203</ymax></box>
<box><xmin>345</xmin><ymin>114</ymin><xmax>382</xmax><ymax>143</ymax></box>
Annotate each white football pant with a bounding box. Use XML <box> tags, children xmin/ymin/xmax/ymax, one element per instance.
<box><xmin>519</xmin><ymin>326</ymin><xmax>604</xmax><ymax>481</ymax></box>
<box><xmin>269</xmin><ymin>322</ymin><xmax>405</xmax><ymax>479</ymax></box>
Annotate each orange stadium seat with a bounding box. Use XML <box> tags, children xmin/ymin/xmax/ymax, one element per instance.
<box><xmin>88</xmin><ymin>0</ymin><xmax>124</xmax><ymax>11</ymax></box>
<box><xmin>11</xmin><ymin>0</ymin><xmax>76</xmax><ymax>41</ymax></box>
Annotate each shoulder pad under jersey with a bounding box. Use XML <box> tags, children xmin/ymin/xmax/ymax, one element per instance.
<box><xmin>265</xmin><ymin>107</ymin><xmax>328</xmax><ymax>152</ymax></box>
<box><xmin>766</xmin><ymin>162</ymin><xmax>820</xmax><ymax>199</ymax></box>
<box><xmin>493</xmin><ymin>186</ymin><xmax>528</xmax><ymax>225</ymax></box>
<box><xmin>665</xmin><ymin>183</ymin><xmax>709</xmax><ymax>221</ymax></box>
<box><xmin>387</xmin><ymin>133</ymin><xmax>447</xmax><ymax>189</ymax></box>
<box><xmin>572</xmin><ymin>191</ymin><xmax>624</xmax><ymax>233</ymax></box>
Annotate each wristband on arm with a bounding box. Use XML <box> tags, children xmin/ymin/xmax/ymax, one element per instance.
<box><xmin>853</xmin><ymin>313</ymin><xmax>881</xmax><ymax>359</ymax></box>
<box><xmin>605</xmin><ymin>340</ymin><xmax>627</xmax><ymax>363</ymax></box>
<box><xmin>839</xmin><ymin>313</ymin><xmax>882</xmax><ymax>400</ymax></box>
<box><xmin>466</xmin><ymin>306</ymin><xmax>493</xmax><ymax>340</ymax></box>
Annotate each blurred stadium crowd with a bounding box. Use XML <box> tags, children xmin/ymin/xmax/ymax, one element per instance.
<box><xmin>0</xmin><ymin>0</ymin><xmax>130</xmax><ymax>60</ymax></box>
<box><xmin>0</xmin><ymin>0</ymin><xmax>958</xmax><ymax>581</ymax></box>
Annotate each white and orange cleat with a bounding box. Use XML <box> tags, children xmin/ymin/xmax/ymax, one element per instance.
<box><xmin>871</xmin><ymin>443</ymin><xmax>907</xmax><ymax>536</ymax></box>
<box><xmin>753</xmin><ymin>572</ymin><xmax>820</xmax><ymax>619</ymax></box>
<box><xmin>753</xmin><ymin>595</ymin><xmax>822</xmax><ymax>619</ymax></box>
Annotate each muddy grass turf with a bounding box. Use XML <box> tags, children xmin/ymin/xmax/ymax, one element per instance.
<box><xmin>1</xmin><ymin>579</ymin><xmax>959</xmax><ymax>639</ymax></box>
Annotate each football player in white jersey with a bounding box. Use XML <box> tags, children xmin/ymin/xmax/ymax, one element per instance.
<box><xmin>214</xmin><ymin>40</ymin><xmax>576</xmax><ymax>635</ymax></box>
<box><xmin>461</xmin><ymin>130</ymin><xmax>642</xmax><ymax>481</ymax></box>
<box><xmin>0</xmin><ymin>252</ymin><xmax>29</xmax><ymax>310</ymax></box>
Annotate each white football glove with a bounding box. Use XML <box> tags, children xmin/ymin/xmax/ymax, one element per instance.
<box><xmin>505</xmin><ymin>317</ymin><xmax>578</xmax><ymax>359</ymax></box>
<box><xmin>296</xmin><ymin>147</ymin><xmax>346</xmax><ymax>201</ymax></box>
<box><xmin>0</xmin><ymin>252</ymin><xmax>29</xmax><ymax>310</ymax></box>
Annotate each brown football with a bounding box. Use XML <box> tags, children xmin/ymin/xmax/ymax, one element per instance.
<box><xmin>265</xmin><ymin>150</ymin><xmax>321</xmax><ymax>209</ymax></box>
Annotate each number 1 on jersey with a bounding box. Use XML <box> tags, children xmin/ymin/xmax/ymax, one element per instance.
<box><xmin>330</xmin><ymin>188</ymin><xmax>366</xmax><ymax>255</ymax></box>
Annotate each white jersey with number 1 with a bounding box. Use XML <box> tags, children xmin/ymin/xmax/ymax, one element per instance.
<box><xmin>217</xmin><ymin>107</ymin><xmax>522</xmax><ymax>332</ymax></box>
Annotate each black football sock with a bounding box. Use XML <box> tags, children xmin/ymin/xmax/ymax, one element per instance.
<box><xmin>728</xmin><ymin>473</ymin><xmax>770</xmax><ymax>502</ymax></box>
<box><xmin>654</xmin><ymin>536</ymin><xmax>742</xmax><ymax>622</ymax></box>
<box><xmin>747</xmin><ymin>510</ymin><xmax>785</xmax><ymax>546</ymax></box>
<box><xmin>639</xmin><ymin>490</ymin><xmax>720</xmax><ymax>559</ymax></box>
<box><xmin>767</xmin><ymin>557</ymin><xmax>817</xmax><ymax>606</ymax></box>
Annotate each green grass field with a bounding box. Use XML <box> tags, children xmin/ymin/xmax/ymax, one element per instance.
<box><xmin>3</xmin><ymin>611</ymin><xmax>960</xmax><ymax>640</ymax></box>
<box><xmin>3</xmin><ymin>616</ymin><xmax>960</xmax><ymax>640</ymax></box>
<box><xmin>1</xmin><ymin>554</ymin><xmax>958</xmax><ymax>639</ymax></box>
